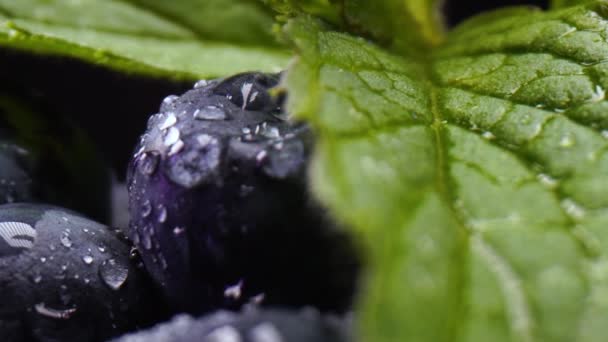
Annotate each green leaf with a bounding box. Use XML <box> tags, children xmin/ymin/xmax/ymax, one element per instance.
<box><xmin>265</xmin><ymin>0</ymin><xmax>445</xmax><ymax>53</ymax></box>
<box><xmin>283</xmin><ymin>2</ymin><xmax>608</xmax><ymax>341</ymax></box>
<box><xmin>0</xmin><ymin>0</ymin><xmax>290</xmax><ymax>80</ymax></box>
<box><xmin>551</xmin><ymin>0</ymin><xmax>594</xmax><ymax>9</ymax></box>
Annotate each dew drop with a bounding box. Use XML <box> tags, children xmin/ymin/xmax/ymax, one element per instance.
<box><xmin>481</xmin><ymin>131</ymin><xmax>495</xmax><ymax>140</ymax></box>
<box><xmin>99</xmin><ymin>259</ymin><xmax>129</xmax><ymax>291</ymax></box>
<box><xmin>157</xmin><ymin>205</ymin><xmax>167</xmax><ymax>223</ymax></box>
<box><xmin>537</xmin><ymin>173</ymin><xmax>558</xmax><ymax>188</ymax></box>
<box><xmin>141</xmin><ymin>200</ymin><xmax>152</xmax><ymax>218</ymax></box>
<box><xmin>224</xmin><ymin>279</ymin><xmax>244</xmax><ymax>300</ymax></box>
<box><xmin>194</xmin><ymin>106</ymin><xmax>226</xmax><ymax>121</ymax></box>
<box><xmin>98</xmin><ymin>245</ymin><xmax>106</xmax><ymax>253</ymax></box>
<box><xmin>162</xmin><ymin>95</ymin><xmax>179</xmax><ymax>106</ymax></box>
<box><xmin>158</xmin><ymin>113</ymin><xmax>177</xmax><ymax>130</ymax></box>
<box><xmin>173</xmin><ymin>226</ymin><xmax>185</xmax><ymax>236</ymax></box>
<box><xmin>559</xmin><ymin>134</ymin><xmax>575</xmax><ymax>147</ymax></box>
<box><xmin>561</xmin><ymin>198</ymin><xmax>586</xmax><ymax>220</ymax></box>
<box><xmin>60</xmin><ymin>234</ymin><xmax>72</xmax><ymax>248</ymax></box>
<box><xmin>82</xmin><ymin>255</ymin><xmax>94</xmax><ymax>265</ymax></box>
<box><xmin>40</xmin><ymin>257</ymin><xmax>46</xmax><ymax>263</ymax></box>
<box><xmin>139</xmin><ymin>151</ymin><xmax>160</xmax><ymax>176</ymax></box>
<box><xmin>33</xmin><ymin>275</ymin><xmax>42</xmax><ymax>284</ymax></box>
<box><xmin>164</xmin><ymin>127</ymin><xmax>181</xmax><ymax>147</ymax></box>
<box><xmin>194</xmin><ymin>79</ymin><xmax>209</xmax><ymax>88</ymax></box>
<box><xmin>168</xmin><ymin>139</ymin><xmax>185</xmax><ymax>156</ymax></box>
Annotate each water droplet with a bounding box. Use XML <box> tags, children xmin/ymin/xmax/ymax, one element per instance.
<box><xmin>35</xmin><ymin>303</ymin><xmax>77</xmax><ymax>320</ymax></box>
<box><xmin>537</xmin><ymin>173</ymin><xmax>558</xmax><ymax>188</ymax></box>
<box><xmin>194</xmin><ymin>106</ymin><xmax>226</xmax><ymax>121</ymax></box>
<box><xmin>561</xmin><ymin>198</ymin><xmax>586</xmax><ymax>220</ymax></box>
<box><xmin>60</xmin><ymin>234</ymin><xmax>72</xmax><ymax>248</ymax></box>
<box><xmin>158</xmin><ymin>113</ymin><xmax>177</xmax><ymax>130</ymax></box>
<box><xmin>256</xmin><ymin>150</ymin><xmax>267</xmax><ymax>163</ymax></box>
<box><xmin>240</xmin><ymin>83</ymin><xmax>253</xmax><ymax>110</ymax></box>
<box><xmin>261</xmin><ymin>125</ymin><xmax>280</xmax><ymax>139</ymax></box>
<box><xmin>40</xmin><ymin>257</ymin><xmax>47</xmax><ymax>263</ymax></box>
<box><xmin>249</xmin><ymin>293</ymin><xmax>265</xmax><ymax>305</ymax></box>
<box><xmin>194</xmin><ymin>79</ymin><xmax>209</xmax><ymax>88</ymax></box>
<box><xmin>559</xmin><ymin>134</ymin><xmax>575</xmax><ymax>147</ymax></box>
<box><xmin>166</xmin><ymin>134</ymin><xmax>221</xmax><ymax>188</ymax></box>
<box><xmin>82</xmin><ymin>255</ymin><xmax>94</xmax><ymax>265</ymax></box>
<box><xmin>173</xmin><ymin>226</ymin><xmax>185</xmax><ymax>236</ymax></box>
<box><xmin>249</xmin><ymin>322</ymin><xmax>283</xmax><ymax>342</ymax></box>
<box><xmin>99</xmin><ymin>259</ymin><xmax>129</xmax><ymax>291</ymax></box>
<box><xmin>139</xmin><ymin>151</ymin><xmax>160</xmax><ymax>176</ymax></box>
<box><xmin>207</xmin><ymin>325</ymin><xmax>242</xmax><ymax>342</ymax></box>
<box><xmin>224</xmin><ymin>280</ymin><xmax>244</xmax><ymax>300</ymax></box>
<box><xmin>157</xmin><ymin>205</ymin><xmax>167</xmax><ymax>223</ymax></box>
<box><xmin>481</xmin><ymin>131</ymin><xmax>495</xmax><ymax>140</ymax></box>
<box><xmin>162</xmin><ymin>95</ymin><xmax>179</xmax><ymax>106</ymax></box>
<box><xmin>141</xmin><ymin>200</ymin><xmax>152</xmax><ymax>218</ymax></box>
<box><xmin>164</xmin><ymin>127</ymin><xmax>181</xmax><ymax>146</ymax></box>
<box><xmin>33</xmin><ymin>275</ymin><xmax>42</xmax><ymax>284</ymax></box>
<box><xmin>141</xmin><ymin>226</ymin><xmax>153</xmax><ymax>250</ymax></box>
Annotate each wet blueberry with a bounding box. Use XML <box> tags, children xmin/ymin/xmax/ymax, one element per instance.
<box><xmin>127</xmin><ymin>72</ymin><xmax>360</xmax><ymax>315</ymax></box>
<box><xmin>112</xmin><ymin>308</ymin><xmax>351</xmax><ymax>342</ymax></box>
<box><xmin>0</xmin><ymin>203</ymin><xmax>167</xmax><ymax>342</ymax></box>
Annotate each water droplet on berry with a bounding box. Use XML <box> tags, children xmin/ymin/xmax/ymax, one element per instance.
<box><xmin>82</xmin><ymin>255</ymin><xmax>94</xmax><ymax>265</ymax></box>
<box><xmin>158</xmin><ymin>113</ymin><xmax>177</xmax><ymax>130</ymax></box>
<box><xmin>99</xmin><ymin>259</ymin><xmax>129</xmax><ymax>291</ymax></box>
<box><xmin>194</xmin><ymin>79</ymin><xmax>209</xmax><ymax>88</ymax></box>
<box><xmin>141</xmin><ymin>200</ymin><xmax>152</xmax><ymax>218</ymax></box>
<box><xmin>194</xmin><ymin>106</ymin><xmax>226</xmax><ymax>120</ymax></box>
<box><xmin>60</xmin><ymin>233</ymin><xmax>72</xmax><ymax>248</ymax></box>
<box><xmin>162</xmin><ymin>95</ymin><xmax>179</xmax><ymax>106</ymax></box>
<box><xmin>164</xmin><ymin>127</ymin><xmax>181</xmax><ymax>146</ymax></box>
<box><xmin>157</xmin><ymin>205</ymin><xmax>167</xmax><ymax>223</ymax></box>
<box><xmin>166</xmin><ymin>134</ymin><xmax>221</xmax><ymax>188</ymax></box>
<box><xmin>139</xmin><ymin>151</ymin><xmax>160</xmax><ymax>176</ymax></box>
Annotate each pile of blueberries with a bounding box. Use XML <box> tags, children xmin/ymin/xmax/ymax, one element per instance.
<box><xmin>0</xmin><ymin>72</ymin><xmax>361</xmax><ymax>342</ymax></box>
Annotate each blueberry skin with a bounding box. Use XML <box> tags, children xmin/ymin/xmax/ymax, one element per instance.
<box><xmin>127</xmin><ymin>72</ymin><xmax>360</xmax><ymax>315</ymax></box>
<box><xmin>0</xmin><ymin>203</ymin><xmax>167</xmax><ymax>342</ymax></box>
<box><xmin>112</xmin><ymin>308</ymin><xmax>351</xmax><ymax>342</ymax></box>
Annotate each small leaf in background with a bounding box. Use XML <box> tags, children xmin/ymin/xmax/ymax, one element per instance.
<box><xmin>282</xmin><ymin>1</ymin><xmax>608</xmax><ymax>341</ymax></box>
<box><xmin>0</xmin><ymin>0</ymin><xmax>290</xmax><ymax>79</ymax></box>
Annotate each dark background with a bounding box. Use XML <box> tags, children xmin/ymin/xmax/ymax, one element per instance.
<box><xmin>0</xmin><ymin>0</ymin><xmax>550</xmax><ymax>178</ymax></box>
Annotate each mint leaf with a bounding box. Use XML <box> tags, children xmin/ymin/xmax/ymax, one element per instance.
<box><xmin>0</xmin><ymin>0</ymin><xmax>290</xmax><ymax>79</ymax></box>
<box><xmin>283</xmin><ymin>2</ymin><xmax>608</xmax><ymax>341</ymax></box>
<box><xmin>266</xmin><ymin>0</ymin><xmax>445</xmax><ymax>53</ymax></box>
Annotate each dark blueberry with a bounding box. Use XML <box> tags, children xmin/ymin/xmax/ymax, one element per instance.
<box><xmin>112</xmin><ymin>308</ymin><xmax>351</xmax><ymax>342</ymax></box>
<box><xmin>0</xmin><ymin>203</ymin><xmax>168</xmax><ymax>342</ymax></box>
<box><xmin>0</xmin><ymin>92</ymin><xmax>111</xmax><ymax>222</ymax></box>
<box><xmin>127</xmin><ymin>72</ymin><xmax>360</xmax><ymax>315</ymax></box>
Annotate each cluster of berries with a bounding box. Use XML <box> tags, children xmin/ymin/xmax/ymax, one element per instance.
<box><xmin>0</xmin><ymin>73</ymin><xmax>359</xmax><ymax>341</ymax></box>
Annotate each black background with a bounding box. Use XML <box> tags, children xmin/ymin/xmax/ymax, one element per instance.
<box><xmin>0</xmin><ymin>0</ymin><xmax>551</xmax><ymax>177</ymax></box>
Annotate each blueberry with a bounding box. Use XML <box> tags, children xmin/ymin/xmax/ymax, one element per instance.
<box><xmin>0</xmin><ymin>203</ymin><xmax>167</xmax><ymax>342</ymax></box>
<box><xmin>127</xmin><ymin>72</ymin><xmax>360</xmax><ymax>314</ymax></box>
<box><xmin>0</xmin><ymin>91</ymin><xmax>111</xmax><ymax>222</ymax></box>
<box><xmin>111</xmin><ymin>308</ymin><xmax>351</xmax><ymax>342</ymax></box>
